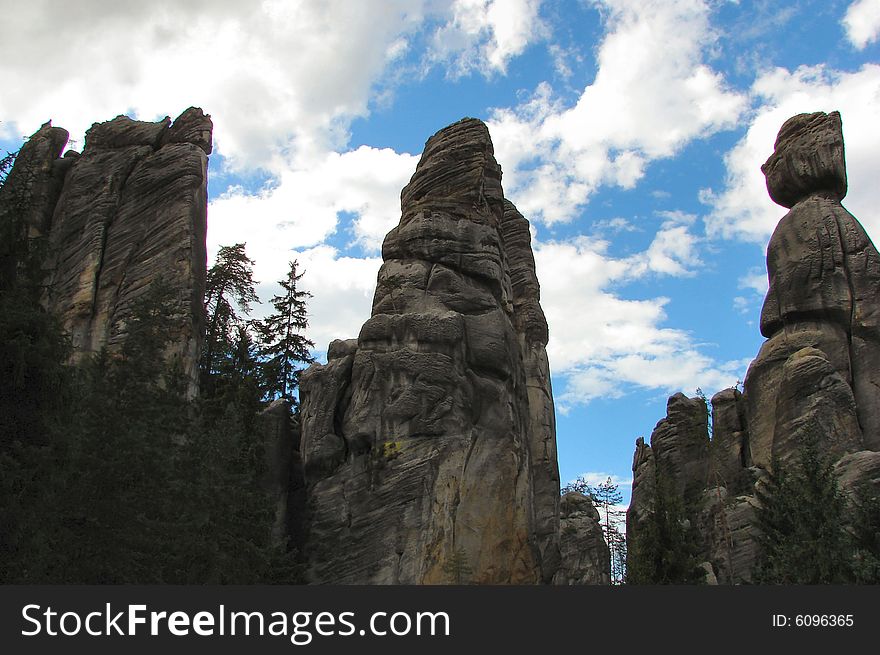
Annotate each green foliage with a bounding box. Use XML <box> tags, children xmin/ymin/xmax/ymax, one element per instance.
<box><xmin>849</xmin><ymin>482</ymin><xmax>880</xmax><ymax>582</ymax></box>
<box><xmin>627</xmin><ymin>467</ymin><xmax>704</xmax><ymax>585</ymax></box>
<box><xmin>695</xmin><ymin>387</ymin><xmax>712</xmax><ymax>438</ymax></box>
<box><xmin>0</xmin><ymin>147</ymin><xmax>76</xmax><ymax>581</ymax></box>
<box><xmin>254</xmin><ymin>260</ymin><xmax>315</xmax><ymax>401</ymax></box>
<box><xmin>201</xmin><ymin>243</ymin><xmax>260</xmax><ymax>394</ymax></box>
<box><xmin>562</xmin><ymin>476</ymin><xmax>627</xmax><ymax>584</ymax></box>
<box><xmin>561</xmin><ymin>475</ymin><xmax>595</xmax><ymax>497</ymax></box>
<box><xmin>1</xmin><ymin>278</ymin><xmax>299</xmax><ymax>583</ymax></box>
<box><xmin>442</xmin><ymin>547</ymin><xmax>473</xmax><ymax>584</ymax></box>
<box><xmin>753</xmin><ymin>437</ymin><xmax>879</xmax><ymax>584</ymax></box>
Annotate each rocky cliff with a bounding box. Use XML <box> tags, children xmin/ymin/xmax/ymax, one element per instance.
<box><xmin>553</xmin><ymin>492</ymin><xmax>611</xmax><ymax>585</ymax></box>
<box><xmin>297</xmin><ymin>118</ymin><xmax>583</xmax><ymax>584</ymax></box>
<box><xmin>627</xmin><ymin>111</ymin><xmax>880</xmax><ymax>583</ymax></box>
<box><xmin>0</xmin><ymin>109</ymin><xmax>212</xmax><ymax>393</ymax></box>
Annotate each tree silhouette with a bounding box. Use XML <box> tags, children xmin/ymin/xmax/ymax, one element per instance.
<box><xmin>201</xmin><ymin>243</ymin><xmax>259</xmax><ymax>392</ymax></box>
<box><xmin>254</xmin><ymin>260</ymin><xmax>315</xmax><ymax>401</ymax></box>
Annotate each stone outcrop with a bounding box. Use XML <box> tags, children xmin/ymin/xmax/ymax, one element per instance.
<box><xmin>298</xmin><ymin>118</ymin><xmax>587</xmax><ymax>584</ymax></box>
<box><xmin>627</xmin><ymin>111</ymin><xmax>880</xmax><ymax>583</ymax></box>
<box><xmin>2</xmin><ymin>109</ymin><xmax>212</xmax><ymax>394</ymax></box>
<box><xmin>552</xmin><ymin>493</ymin><xmax>610</xmax><ymax>585</ymax></box>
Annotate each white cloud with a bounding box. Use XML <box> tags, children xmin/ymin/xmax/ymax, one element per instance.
<box><xmin>629</xmin><ymin>211</ymin><xmax>702</xmax><ymax>278</ymax></box>
<box><xmin>738</xmin><ymin>267</ymin><xmax>768</xmax><ymax>296</ymax></box>
<box><xmin>843</xmin><ymin>0</ymin><xmax>880</xmax><ymax>49</ymax></box>
<box><xmin>703</xmin><ymin>64</ymin><xmax>880</xmax><ymax>244</ymax></box>
<box><xmin>535</xmin><ymin>233</ymin><xmax>745</xmax><ymax>410</ymax></box>
<box><xmin>428</xmin><ymin>0</ymin><xmax>546</xmax><ymax>75</ymax></box>
<box><xmin>489</xmin><ymin>0</ymin><xmax>746</xmax><ymax>225</ymax></box>
<box><xmin>564</xmin><ymin>472</ymin><xmax>632</xmax><ymax>490</ymax></box>
<box><xmin>0</xmin><ymin>0</ymin><xmax>433</xmax><ymax>171</ymax></box>
<box><xmin>208</xmin><ymin>146</ymin><xmax>418</xmax><ymax>294</ymax></box>
<box><xmin>732</xmin><ymin>296</ymin><xmax>750</xmax><ymax>314</ymax></box>
<box><xmin>256</xmin><ymin>246</ymin><xmax>382</xmax><ymax>355</ymax></box>
<box><xmin>591</xmin><ymin>217</ymin><xmax>637</xmax><ymax>234</ymax></box>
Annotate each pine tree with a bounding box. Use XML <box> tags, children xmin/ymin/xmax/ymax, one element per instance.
<box><xmin>561</xmin><ymin>475</ymin><xmax>595</xmax><ymax>497</ymax></box>
<box><xmin>593</xmin><ymin>477</ymin><xmax>626</xmax><ymax>584</ymax></box>
<box><xmin>201</xmin><ymin>243</ymin><xmax>259</xmax><ymax>392</ymax></box>
<box><xmin>753</xmin><ymin>436</ymin><xmax>856</xmax><ymax>584</ymax></box>
<box><xmin>255</xmin><ymin>260</ymin><xmax>315</xmax><ymax>401</ymax></box>
<box><xmin>627</xmin><ymin>466</ymin><xmax>704</xmax><ymax>584</ymax></box>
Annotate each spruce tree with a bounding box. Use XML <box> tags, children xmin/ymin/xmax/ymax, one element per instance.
<box><xmin>753</xmin><ymin>437</ymin><xmax>856</xmax><ymax>584</ymax></box>
<box><xmin>255</xmin><ymin>260</ymin><xmax>315</xmax><ymax>401</ymax></box>
<box><xmin>627</xmin><ymin>466</ymin><xmax>704</xmax><ymax>584</ymax></box>
<box><xmin>201</xmin><ymin>243</ymin><xmax>260</xmax><ymax>393</ymax></box>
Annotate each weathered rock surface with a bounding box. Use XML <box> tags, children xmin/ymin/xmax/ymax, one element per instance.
<box><xmin>0</xmin><ymin>121</ymin><xmax>72</xmax><ymax>238</ymax></box>
<box><xmin>628</xmin><ymin>111</ymin><xmax>880</xmax><ymax>584</ymax></box>
<box><xmin>698</xmin><ymin>486</ymin><xmax>761</xmax><ymax>584</ymax></box>
<box><xmin>552</xmin><ymin>493</ymin><xmax>610</xmax><ymax>585</ymax></box>
<box><xmin>2</xmin><ymin>109</ymin><xmax>212</xmax><ymax>393</ymax></box>
<box><xmin>259</xmin><ymin>399</ymin><xmax>306</xmax><ymax>549</ymax></box>
<box><xmin>835</xmin><ymin>450</ymin><xmax>880</xmax><ymax>495</ymax></box>
<box><xmin>709</xmin><ymin>388</ymin><xmax>749</xmax><ymax>492</ymax></box>
<box><xmin>298</xmin><ymin>118</ymin><xmax>574</xmax><ymax>584</ymax></box>
<box><xmin>648</xmin><ymin>393</ymin><xmax>710</xmax><ymax>504</ymax></box>
<box><xmin>748</xmin><ymin>110</ymin><xmax>879</xmax><ymax>456</ymax></box>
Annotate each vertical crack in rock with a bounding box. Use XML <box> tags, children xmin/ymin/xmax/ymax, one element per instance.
<box><xmin>299</xmin><ymin>118</ymin><xmax>568</xmax><ymax>584</ymax></box>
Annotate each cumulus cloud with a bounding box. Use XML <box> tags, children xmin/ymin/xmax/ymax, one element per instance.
<box><xmin>843</xmin><ymin>0</ymin><xmax>880</xmax><ymax>49</ymax></box>
<box><xmin>428</xmin><ymin>0</ymin><xmax>547</xmax><ymax>75</ymax></box>
<box><xmin>0</xmin><ymin>0</ymin><xmax>434</xmax><ymax>171</ymax></box>
<box><xmin>208</xmin><ymin>146</ymin><xmax>417</xmax><ymax>286</ymax></box>
<box><xmin>534</xmin><ymin>231</ymin><xmax>745</xmax><ymax>410</ymax></box>
<box><xmin>703</xmin><ymin>64</ymin><xmax>880</xmax><ymax>243</ymax></box>
<box><xmin>633</xmin><ymin>211</ymin><xmax>702</xmax><ymax>277</ymax></box>
<box><xmin>489</xmin><ymin>0</ymin><xmax>746</xmax><ymax>225</ymax></box>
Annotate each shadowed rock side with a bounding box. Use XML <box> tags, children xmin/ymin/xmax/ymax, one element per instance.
<box><xmin>627</xmin><ymin>111</ymin><xmax>880</xmax><ymax>584</ymax></box>
<box><xmin>2</xmin><ymin>109</ymin><xmax>212</xmax><ymax>395</ymax></box>
<box><xmin>298</xmin><ymin>118</ymin><xmax>574</xmax><ymax>584</ymax></box>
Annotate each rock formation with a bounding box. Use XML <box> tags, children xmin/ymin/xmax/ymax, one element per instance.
<box><xmin>259</xmin><ymin>399</ymin><xmax>306</xmax><ymax>550</ymax></box>
<box><xmin>1</xmin><ymin>109</ymin><xmax>212</xmax><ymax>393</ymax></box>
<box><xmin>298</xmin><ymin>118</ymin><xmax>591</xmax><ymax>584</ymax></box>
<box><xmin>552</xmin><ymin>493</ymin><xmax>611</xmax><ymax>585</ymax></box>
<box><xmin>627</xmin><ymin>111</ymin><xmax>880</xmax><ymax>583</ymax></box>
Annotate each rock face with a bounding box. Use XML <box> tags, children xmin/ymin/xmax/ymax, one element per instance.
<box><xmin>298</xmin><ymin>118</ymin><xmax>576</xmax><ymax>584</ymax></box>
<box><xmin>553</xmin><ymin>493</ymin><xmax>610</xmax><ymax>585</ymax></box>
<box><xmin>627</xmin><ymin>111</ymin><xmax>880</xmax><ymax>583</ymax></box>
<box><xmin>2</xmin><ymin>109</ymin><xmax>212</xmax><ymax>394</ymax></box>
<box><xmin>259</xmin><ymin>399</ymin><xmax>305</xmax><ymax>549</ymax></box>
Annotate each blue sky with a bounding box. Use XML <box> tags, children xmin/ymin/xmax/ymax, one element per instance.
<box><xmin>2</xmin><ymin>0</ymin><xmax>880</xmax><ymax>504</ymax></box>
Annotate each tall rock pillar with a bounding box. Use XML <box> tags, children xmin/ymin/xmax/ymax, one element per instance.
<box><xmin>298</xmin><ymin>118</ymin><xmax>561</xmax><ymax>584</ymax></box>
<box><xmin>743</xmin><ymin>111</ymin><xmax>877</xmax><ymax>462</ymax></box>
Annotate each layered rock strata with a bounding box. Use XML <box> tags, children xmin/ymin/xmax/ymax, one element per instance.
<box><xmin>1</xmin><ymin>109</ymin><xmax>212</xmax><ymax>394</ymax></box>
<box><xmin>298</xmin><ymin>118</ymin><xmax>574</xmax><ymax>584</ymax></box>
<box><xmin>628</xmin><ymin>111</ymin><xmax>880</xmax><ymax>583</ymax></box>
